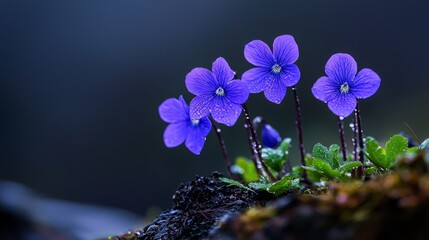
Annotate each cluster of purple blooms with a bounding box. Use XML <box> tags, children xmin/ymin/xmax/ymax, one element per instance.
<box><xmin>159</xmin><ymin>34</ymin><xmax>381</xmax><ymax>177</ymax></box>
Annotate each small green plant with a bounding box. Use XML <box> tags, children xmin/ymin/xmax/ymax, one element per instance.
<box><xmin>364</xmin><ymin>135</ymin><xmax>409</xmax><ymax>170</ymax></box>
<box><xmin>301</xmin><ymin>143</ymin><xmax>362</xmax><ymax>182</ymax></box>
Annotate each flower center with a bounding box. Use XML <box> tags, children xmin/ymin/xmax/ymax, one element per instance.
<box><xmin>215</xmin><ymin>87</ymin><xmax>225</xmax><ymax>96</ymax></box>
<box><xmin>340</xmin><ymin>82</ymin><xmax>349</xmax><ymax>93</ymax></box>
<box><xmin>191</xmin><ymin>119</ymin><xmax>200</xmax><ymax>126</ymax></box>
<box><xmin>271</xmin><ymin>64</ymin><xmax>282</xmax><ymax>74</ymax></box>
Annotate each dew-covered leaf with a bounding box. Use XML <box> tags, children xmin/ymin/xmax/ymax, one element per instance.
<box><xmin>328</xmin><ymin>144</ymin><xmax>340</xmax><ymax>168</ymax></box>
<box><xmin>385</xmin><ymin>135</ymin><xmax>408</xmax><ymax>167</ymax></box>
<box><xmin>339</xmin><ymin>161</ymin><xmax>362</xmax><ymax>172</ymax></box>
<box><xmin>268</xmin><ymin>176</ymin><xmax>300</xmax><ymax>196</ymax></box>
<box><xmin>313</xmin><ymin>158</ymin><xmax>341</xmax><ymax>179</ymax></box>
<box><xmin>219</xmin><ymin>177</ymin><xmax>256</xmax><ymax>193</ymax></box>
<box><xmin>261</xmin><ymin>148</ymin><xmax>285</xmax><ymax>172</ymax></box>
<box><xmin>365</xmin><ymin>137</ymin><xmax>388</xmax><ymax>169</ymax></box>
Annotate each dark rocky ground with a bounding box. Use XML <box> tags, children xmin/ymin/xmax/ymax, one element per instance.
<box><xmin>112</xmin><ymin>152</ymin><xmax>429</xmax><ymax>240</ymax></box>
<box><xmin>110</xmin><ymin>172</ymin><xmax>276</xmax><ymax>240</ymax></box>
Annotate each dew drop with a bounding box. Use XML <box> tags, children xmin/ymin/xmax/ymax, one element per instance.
<box><xmin>339</xmin><ymin>116</ymin><xmax>344</xmax><ymax>120</ymax></box>
<box><xmin>217</xmin><ymin>129</ymin><xmax>221</xmax><ymax>133</ymax></box>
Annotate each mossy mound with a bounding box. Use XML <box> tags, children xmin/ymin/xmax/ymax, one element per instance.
<box><xmin>211</xmin><ymin>152</ymin><xmax>429</xmax><ymax>240</ymax></box>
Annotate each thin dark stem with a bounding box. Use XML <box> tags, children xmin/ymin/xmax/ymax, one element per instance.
<box><xmin>292</xmin><ymin>87</ymin><xmax>307</xmax><ymax>179</ymax></box>
<box><xmin>352</xmin><ymin>113</ymin><xmax>358</xmax><ymax>178</ymax></box>
<box><xmin>242</xmin><ymin>104</ymin><xmax>275</xmax><ymax>182</ymax></box>
<box><xmin>355</xmin><ymin>102</ymin><xmax>365</xmax><ymax>177</ymax></box>
<box><xmin>209</xmin><ymin>118</ymin><xmax>236</xmax><ymax>179</ymax></box>
<box><xmin>337</xmin><ymin>117</ymin><xmax>348</xmax><ymax>162</ymax></box>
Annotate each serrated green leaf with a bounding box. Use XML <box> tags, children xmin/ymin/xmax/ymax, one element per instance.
<box><xmin>268</xmin><ymin>176</ymin><xmax>300</xmax><ymax>196</ymax></box>
<box><xmin>261</xmin><ymin>148</ymin><xmax>285</xmax><ymax>172</ymax></box>
<box><xmin>328</xmin><ymin>144</ymin><xmax>340</xmax><ymax>168</ymax></box>
<box><xmin>420</xmin><ymin>138</ymin><xmax>429</xmax><ymax>150</ymax></box>
<box><xmin>339</xmin><ymin>161</ymin><xmax>362</xmax><ymax>172</ymax></box>
<box><xmin>385</xmin><ymin>135</ymin><xmax>408</xmax><ymax>167</ymax></box>
<box><xmin>219</xmin><ymin>177</ymin><xmax>256</xmax><ymax>193</ymax></box>
<box><xmin>313</xmin><ymin>143</ymin><xmax>329</xmax><ymax>160</ymax></box>
<box><xmin>235</xmin><ymin>157</ymin><xmax>259</xmax><ymax>183</ymax></box>
<box><xmin>313</xmin><ymin>158</ymin><xmax>341</xmax><ymax>179</ymax></box>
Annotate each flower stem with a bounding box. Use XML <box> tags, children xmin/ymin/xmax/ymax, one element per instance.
<box><xmin>242</xmin><ymin>104</ymin><xmax>275</xmax><ymax>182</ymax></box>
<box><xmin>337</xmin><ymin>117</ymin><xmax>348</xmax><ymax>162</ymax></box>
<box><xmin>355</xmin><ymin>102</ymin><xmax>365</xmax><ymax>177</ymax></box>
<box><xmin>209</xmin><ymin>118</ymin><xmax>236</xmax><ymax>179</ymax></box>
<box><xmin>352</xmin><ymin>114</ymin><xmax>358</xmax><ymax>178</ymax></box>
<box><xmin>292</xmin><ymin>87</ymin><xmax>307</xmax><ymax>179</ymax></box>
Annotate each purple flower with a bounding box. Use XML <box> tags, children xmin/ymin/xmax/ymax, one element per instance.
<box><xmin>186</xmin><ymin>57</ymin><xmax>249</xmax><ymax>126</ymax></box>
<box><xmin>242</xmin><ymin>35</ymin><xmax>301</xmax><ymax>104</ymax></box>
<box><xmin>262</xmin><ymin>124</ymin><xmax>282</xmax><ymax>148</ymax></box>
<box><xmin>312</xmin><ymin>53</ymin><xmax>381</xmax><ymax>118</ymax></box>
<box><xmin>158</xmin><ymin>96</ymin><xmax>212</xmax><ymax>155</ymax></box>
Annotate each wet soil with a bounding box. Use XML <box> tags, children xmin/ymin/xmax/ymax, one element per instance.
<box><xmin>111</xmin><ymin>172</ymin><xmax>275</xmax><ymax>240</ymax></box>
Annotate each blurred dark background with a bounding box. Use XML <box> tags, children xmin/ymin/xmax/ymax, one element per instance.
<box><xmin>1</xmin><ymin>0</ymin><xmax>428</xmax><ymax>216</ymax></box>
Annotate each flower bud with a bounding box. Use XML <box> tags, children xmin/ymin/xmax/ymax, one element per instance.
<box><xmin>262</xmin><ymin>124</ymin><xmax>281</xmax><ymax>148</ymax></box>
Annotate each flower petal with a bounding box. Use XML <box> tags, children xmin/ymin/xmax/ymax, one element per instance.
<box><xmin>211</xmin><ymin>98</ymin><xmax>242</xmax><ymax>126</ymax></box>
<box><xmin>273</xmin><ymin>35</ymin><xmax>299</xmax><ymax>65</ymax></box>
<box><xmin>185</xmin><ymin>67</ymin><xmax>217</xmax><ymax>95</ymax></box>
<box><xmin>241</xmin><ymin>67</ymin><xmax>271</xmax><ymax>93</ymax></box>
<box><xmin>185</xmin><ymin>117</ymin><xmax>212</xmax><ymax>155</ymax></box>
<box><xmin>351</xmin><ymin>68</ymin><xmax>381</xmax><ymax>99</ymax></box>
<box><xmin>163</xmin><ymin>121</ymin><xmax>188</xmax><ymax>147</ymax></box>
<box><xmin>244</xmin><ymin>40</ymin><xmax>274</xmax><ymax>67</ymax></box>
<box><xmin>159</xmin><ymin>96</ymin><xmax>189</xmax><ymax>123</ymax></box>
<box><xmin>225</xmin><ymin>80</ymin><xmax>249</xmax><ymax>104</ymax></box>
<box><xmin>325</xmin><ymin>53</ymin><xmax>357</xmax><ymax>84</ymax></box>
<box><xmin>189</xmin><ymin>94</ymin><xmax>214</xmax><ymax>120</ymax></box>
<box><xmin>263</xmin><ymin>75</ymin><xmax>287</xmax><ymax>104</ymax></box>
<box><xmin>212</xmin><ymin>57</ymin><xmax>235</xmax><ymax>85</ymax></box>
<box><xmin>280</xmin><ymin>64</ymin><xmax>301</xmax><ymax>87</ymax></box>
<box><xmin>312</xmin><ymin>76</ymin><xmax>339</xmax><ymax>102</ymax></box>
<box><xmin>327</xmin><ymin>94</ymin><xmax>357</xmax><ymax>118</ymax></box>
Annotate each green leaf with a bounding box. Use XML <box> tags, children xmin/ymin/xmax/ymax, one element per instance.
<box><xmin>406</xmin><ymin>146</ymin><xmax>419</xmax><ymax>154</ymax></box>
<box><xmin>420</xmin><ymin>138</ymin><xmax>429</xmax><ymax>150</ymax></box>
<box><xmin>312</xmin><ymin>143</ymin><xmax>340</xmax><ymax>169</ymax></box>
<box><xmin>219</xmin><ymin>177</ymin><xmax>256</xmax><ymax>193</ymax></box>
<box><xmin>365</xmin><ymin>137</ymin><xmax>388</xmax><ymax>169</ymax></box>
<box><xmin>328</xmin><ymin>144</ymin><xmax>340</xmax><ymax>168</ymax></box>
<box><xmin>313</xmin><ymin>158</ymin><xmax>341</xmax><ymax>179</ymax></box>
<box><xmin>268</xmin><ymin>176</ymin><xmax>300</xmax><ymax>196</ymax></box>
<box><xmin>278</xmin><ymin>138</ymin><xmax>292</xmax><ymax>153</ymax></box>
<box><xmin>235</xmin><ymin>157</ymin><xmax>259</xmax><ymax>182</ymax></box>
<box><xmin>364</xmin><ymin>166</ymin><xmax>378</xmax><ymax>175</ymax></box>
<box><xmin>339</xmin><ymin>161</ymin><xmax>362</xmax><ymax>172</ymax></box>
<box><xmin>385</xmin><ymin>135</ymin><xmax>408</xmax><ymax>166</ymax></box>
<box><xmin>248</xmin><ymin>181</ymin><xmax>270</xmax><ymax>191</ymax></box>
<box><xmin>261</xmin><ymin>148</ymin><xmax>285</xmax><ymax>172</ymax></box>
<box><xmin>313</xmin><ymin>143</ymin><xmax>328</xmax><ymax>160</ymax></box>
